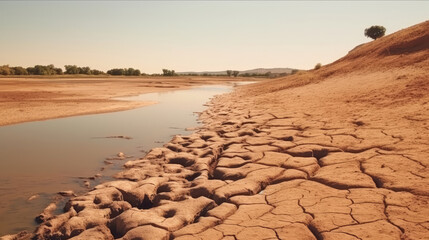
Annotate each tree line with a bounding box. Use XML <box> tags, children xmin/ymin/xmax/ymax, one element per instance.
<box><xmin>178</xmin><ymin>69</ymin><xmax>298</xmax><ymax>78</ymax></box>
<box><xmin>64</xmin><ymin>65</ymin><xmax>104</xmax><ymax>75</ymax></box>
<box><xmin>0</xmin><ymin>64</ymin><xmax>145</xmax><ymax>76</ymax></box>
<box><xmin>0</xmin><ymin>64</ymin><xmax>63</xmax><ymax>75</ymax></box>
<box><xmin>1</xmin><ymin>65</ymin><xmax>298</xmax><ymax>78</ymax></box>
<box><xmin>106</xmin><ymin>68</ymin><xmax>141</xmax><ymax>76</ymax></box>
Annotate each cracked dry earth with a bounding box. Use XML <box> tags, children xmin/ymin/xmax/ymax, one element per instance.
<box><xmin>18</xmin><ymin>67</ymin><xmax>429</xmax><ymax>240</ymax></box>
<box><xmin>4</xmin><ymin>20</ymin><xmax>429</xmax><ymax>240</ymax></box>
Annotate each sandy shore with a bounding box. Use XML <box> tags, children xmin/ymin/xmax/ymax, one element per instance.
<box><xmin>0</xmin><ymin>76</ymin><xmax>250</xmax><ymax>126</ymax></box>
<box><xmin>2</xmin><ymin>21</ymin><xmax>428</xmax><ymax>240</ymax></box>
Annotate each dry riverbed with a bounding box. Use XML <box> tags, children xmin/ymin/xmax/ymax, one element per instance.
<box><xmin>8</xmin><ymin>64</ymin><xmax>429</xmax><ymax>239</ymax></box>
<box><xmin>0</xmin><ymin>76</ymin><xmax>251</xmax><ymax>126</ymax></box>
<box><xmin>2</xmin><ymin>21</ymin><xmax>429</xmax><ymax>240</ymax></box>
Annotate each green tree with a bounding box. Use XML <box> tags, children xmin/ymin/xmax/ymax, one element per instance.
<box><xmin>107</xmin><ymin>68</ymin><xmax>125</xmax><ymax>75</ymax></box>
<box><xmin>232</xmin><ymin>70</ymin><xmax>239</xmax><ymax>77</ymax></box>
<box><xmin>106</xmin><ymin>68</ymin><xmax>141</xmax><ymax>76</ymax></box>
<box><xmin>162</xmin><ymin>69</ymin><xmax>176</xmax><ymax>76</ymax></box>
<box><xmin>314</xmin><ymin>63</ymin><xmax>322</xmax><ymax>70</ymax></box>
<box><xmin>12</xmin><ymin>66</ymin><xmax>28</xmax><ymax>75</ymax></box>
<box><xmin>132</xmin><ymin>69</ymin><xmax>141</xmax><ymax>76</ymax></box>
<box><xmin>65</xmin><ymin>65</ymin><xmax>79</xmax><ymax>74</ymax></box>
<box><xmin>55</xmin><ymin>68</ymin><xmax>63</xmax><ymax>75</ymax></box>
<box><xmin>33</xmin><ymin>65</ymin><xmax>48</xmax><ymax>75</ymax></box>
<box><xmin>80</xmin><ymin>67</ymin><xmax>91</xmax><ymax>74</ymax></box>
<box><xmin>0</xmin><ymin>65</ymin><xmax>11</xmax><ymax>75</ymax></box>
<box><xmin>91</xmin><ymin>69</ymin><xmax>104</xmax><ymax>75</ymax></box>
<box><xmin>226</xmin><ymin>70</ymin><xmax>232</xmax><ymax>77</ymax></box>
<box><xmin>46</xmin><ymin>64</ymin><xmax>57</xmax><ymax>75</ymax></box>
<box><xmin>26</xmin><ymin>67</ymin><xmax>35</xmax><ymax>75</ymax></box>
<box><xmin>364</xmin><ymin>25</ymin><xmax>386</xmax><ymax>40</ymax></box>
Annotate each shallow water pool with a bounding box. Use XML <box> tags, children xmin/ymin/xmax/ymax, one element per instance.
<box><xmin>0</xmin><ymin>83</ymin><xmax>239</xmax><ymax>236</ymax></box>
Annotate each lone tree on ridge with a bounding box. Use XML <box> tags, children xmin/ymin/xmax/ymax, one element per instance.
<box><xmin>364</xmin><ymin>25</ymin><xmax>386</xmax><ymax>40</ymax></box>
<box><xmin>314</xmin><ymin>63</ymin><xmax>322</xmax><ymax>70</ymax></box>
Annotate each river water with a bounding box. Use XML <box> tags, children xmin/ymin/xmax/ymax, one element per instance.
<box><xmin>0</xmin><ymin>83</ymin><xmax>248</xmax><ymax>236</ymax></box>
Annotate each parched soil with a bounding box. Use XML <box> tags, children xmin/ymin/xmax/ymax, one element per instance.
<box><xmin>2</xmin><ymin>21</ymin><xmax>428</xmax><ymax>240</ymax></box>
<box><xmin>0</xmin><ymin>76</ymin><xmax>247</xmax><ymax>126</ymax></box>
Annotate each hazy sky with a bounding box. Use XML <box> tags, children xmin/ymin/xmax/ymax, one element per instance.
<box><xmin>0</xmin><ymin>1</ymin><xmax>428</xmax><ymax>73</ymax></box>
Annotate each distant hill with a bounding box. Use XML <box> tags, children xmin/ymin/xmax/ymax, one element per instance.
<box><xmin>177</xmin><ymin>70</ymin><xmax>226</xmax><ymax>75</ymax></box>
<box><xmin>177</xmin><ymin>68</ymin><xmax>295</xmax><ymax>76</ymax></box>
<box><xmin>240</xmin><ymin>68</ymin><xmax>294</xmax><ymax>74</ymax></box>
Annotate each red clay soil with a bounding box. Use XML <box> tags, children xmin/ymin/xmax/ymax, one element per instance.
<box><xmin>2</xmin><ymin>21</ymin><xmax>428</xmax><ymax>240</ymax></box>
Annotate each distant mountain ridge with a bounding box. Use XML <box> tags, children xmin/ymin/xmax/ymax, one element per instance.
<box><xmin>177</xmin><ymin>67</ymin><xmax>294</xmax><ymax>75</ymax></box>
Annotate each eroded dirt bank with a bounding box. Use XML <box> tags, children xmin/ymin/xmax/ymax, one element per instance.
<box><xmin>2</xmin><ymin>21</ymin><xmax>429</xmax><ymax>240</ymax></box>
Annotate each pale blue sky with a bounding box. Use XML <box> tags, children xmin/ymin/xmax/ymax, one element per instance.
<box><xmin>0</xmin><ymin>1</ymin><xmax>428</xmax><ymax>73</ymax></box>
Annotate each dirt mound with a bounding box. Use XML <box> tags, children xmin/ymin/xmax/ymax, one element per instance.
<box><xmin>344</xmin><ymin>21</ymin><xmax>429</xmax><ymax>60</ymax></box>
<box><xmin>245</xmin><ymin>20</ymin><xmax>429</xmax><ymax>95</ymax></box>
<box><xmin>327</xmin><ymin>20</ymin><xmax>429</xmax><ymax>73</ymax></box>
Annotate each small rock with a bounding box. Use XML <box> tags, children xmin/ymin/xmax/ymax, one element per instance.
<box><xmin>27</xmin><ymin>194</ymin><xmax>40</xmax><ymax>201</ymax></box>
<box><xmin>84</xmin><ymin>181</ymin><xmax>90</xmax><ymax>188</ymax></box>
<box><xmin>185</xmin><ymin>126</ymin><xmax>200</xmax><ymax>131</ymax></box>
<box><xmin>35</xmin><ymin>202</ymin><xmax>57</xmax><ymax>223</ymax></box>
<box><xmin>58</xmin><ymin>190</ymin><xmax>76</xmax><ymax>197</ymax></box>
<box><xmin>104</xmin><ymin>160</ymin><xmax>113</xmax><ymax>165</ymax></box>
<box><xmin>105</xmin><ymin>152</ymin><xmax>132</xmax><ymax>161</ymax></box>
<box><xmin>106</xmin><ymin>135</ymin><xmax>132</xmax><ymax>140</ymax></box>
<box><xmin>0</xmin><ymin>231</ymin><xmax>32</xmax><ymax>240</ymax></box>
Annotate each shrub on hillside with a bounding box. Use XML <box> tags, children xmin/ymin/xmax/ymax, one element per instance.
<box><xmin>364</xmin><ymin>25</ymin><xmax>386</xmax><ymax>40</ymax></box>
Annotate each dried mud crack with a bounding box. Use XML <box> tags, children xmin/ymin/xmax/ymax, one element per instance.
<box><xmin>6</xmin><ymin>85</ymin><xmax>428</xmax><ymax>240</ymax></box>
